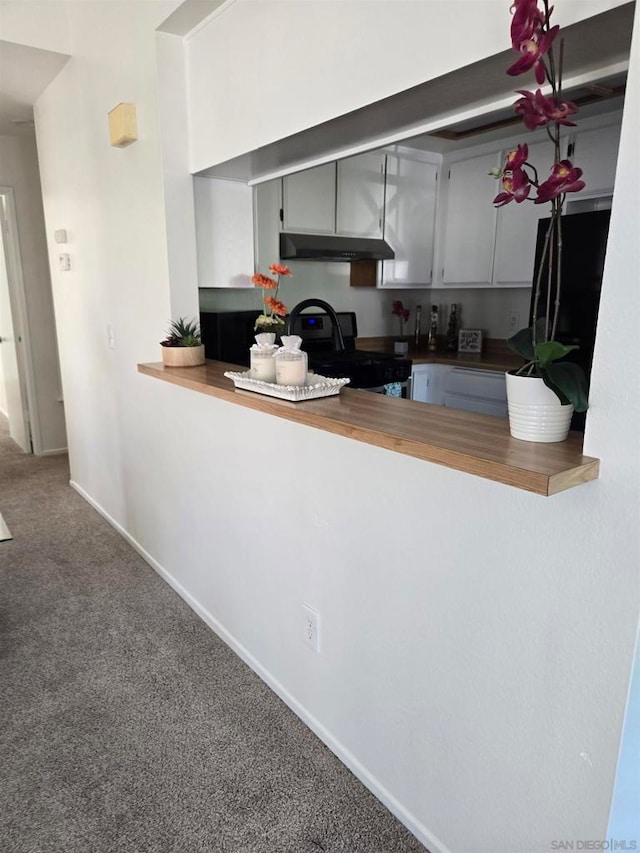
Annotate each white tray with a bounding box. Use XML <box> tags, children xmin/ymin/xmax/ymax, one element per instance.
<box><xmin>224</xmin><ymin>371</ymin><xmax>350</xmax><ymax>402</ymax></box>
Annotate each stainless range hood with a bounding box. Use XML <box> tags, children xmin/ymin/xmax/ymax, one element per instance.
<box><xmin>279</xmin><ymin>232</ymin><xmax>394</xmax><ymax>262</ymax></box>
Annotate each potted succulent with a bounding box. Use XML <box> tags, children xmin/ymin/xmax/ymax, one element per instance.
<box><xmin>491</xmin><ymin>0</ymin><xmax>589</xmax><ymax>442</ymax></box>
<box><xmin>160</xmin><ymin>317</ymin><xmax>205</xmax><ymax>367</ymax></box>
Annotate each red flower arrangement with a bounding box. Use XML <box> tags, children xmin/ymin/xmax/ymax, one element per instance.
<box><xmin>392</xmin><ymin>300</ymin><xmax>410</xmax><ymax>338</ymax></box>
<box><xmin>251</xmin><ymin>263</ymin><xmax>293</xmax><ymax>330</ymax></box>
<box><xmin>491</xmin><ymin>0</ymin><xmax>588</xmax><ymax>413</ymax></box>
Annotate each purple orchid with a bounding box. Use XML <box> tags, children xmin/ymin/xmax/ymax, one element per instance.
<box><xmin>534</xmin><ymin>160</ymin><xmax>586</xmax><ymax>203</ymax></box>
<box><xmin>514</xmin><ymin>89</ymin><xmax>578</xmax><ymax>129</ymax></box>
<box><xmin>493</xmin><ymin>166</ymin><xmax>532</xmax><ymax>206</ymax></box>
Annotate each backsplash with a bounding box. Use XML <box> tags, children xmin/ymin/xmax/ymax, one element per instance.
<box><xmin>198</xmin><ymin>260</ymin><xmax>532</xmax><ymax>340</ymax></box>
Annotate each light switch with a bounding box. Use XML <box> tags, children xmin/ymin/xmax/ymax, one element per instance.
<box><xmin>58</xmin><ymin>254</ymin><xmax>71</xmax><ymax>271</ymax></box>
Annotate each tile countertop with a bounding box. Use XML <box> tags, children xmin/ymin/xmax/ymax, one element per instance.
<box><xmin>355</xmin><ymin>337</ymin><xmax>524</xmax><ymax>372</ymax></box>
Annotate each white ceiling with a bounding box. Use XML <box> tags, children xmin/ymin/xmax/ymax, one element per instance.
<box><xmin>0</xmin><ymin>39</ymin><xmax>69</xmax><ymax>137</ymax></box>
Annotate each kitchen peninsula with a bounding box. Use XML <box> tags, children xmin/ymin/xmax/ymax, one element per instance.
<box><xmin>139</xmin><ymin>359</ymin><xmax>599</xmax><ymax>497</ymax></box>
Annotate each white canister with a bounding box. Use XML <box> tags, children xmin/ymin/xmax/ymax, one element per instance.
<box><xmin>250</xmin><ymin>349</ymin><xmax>277</xmax><ymax>382</ymax></box>
<box><xmin>275</xmin><ymin>349</ymin><xmax>308</xmax><ymax>386</ymax></box>
<box><xmin>249</xmin><ymin>333</ymin><xmax>278</xmax><ymax>383</ymax></box>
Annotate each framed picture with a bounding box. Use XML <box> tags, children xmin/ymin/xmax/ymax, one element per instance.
<box><xmin>458</xmin><ymin>329</ymin><xmax>483</xmax><ymax>353</ymax></box>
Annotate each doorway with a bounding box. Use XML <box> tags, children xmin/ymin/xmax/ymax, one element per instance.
<box><xmin>0</xmin><ymin>188</ymin><xmax>35</xmax><ymax>453</ymax></box>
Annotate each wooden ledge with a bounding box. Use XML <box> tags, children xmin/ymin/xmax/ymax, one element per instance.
<box><xmin>138</xmin><ymin>360</ymin><xmax>599</xmax><ymax>497</ymax></box>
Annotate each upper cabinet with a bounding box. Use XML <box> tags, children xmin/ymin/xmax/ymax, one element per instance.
<box><xmin>570</xmin><ymin>122</ymin><xmax>620</xmax><ymax>198</ymax></box>
<box><xmin>441</xmin><ymin>151</ymin><xmax>500</xmax><ymax>286</ymax></box>
<box><xmin>249</xmin><ymin>112</ymin><xmax>622</xmax><ymax>291</ymax></box>
<box><xmin>380</xmin><ymin>149</ymin><xmax>440</xmax><ymax>288</ymax></box>
<box><xmin>281</xmin><ymin>162</ymin><xmax>336</xmax><ymax>234</ymax></box>
<box><xmin>336</xmin><ymin>151</ymin><xmax>385</xmax><ymax>238</ymax></box>
<box><xmin>194</xmin><ymin>176</ymin><xmax>255</xmax><ymax>288</ymax></box>
<box><xmin>281</xmin><ymin>151</ymin><xmax>386</xmax><ymax>238</ymax></box>
<box><xmin>493</xmin><ymin>139</ymin><xmax>552</xmax><ymax>287</ymax></box>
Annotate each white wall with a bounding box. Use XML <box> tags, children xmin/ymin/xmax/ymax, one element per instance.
<box><xmin>0</xmin><ymin>0</ymin><xmax>70</xmax><ymax>53</ymax></box>
<box><xmin>33</xmin><ymin>0</ymin><xmax>180</xmax><ymax>510</ymax></box>
<box><xmin>25</xmin><ymin>1</ymin><xmax>640</xmax><ymax>852</ymax></box>
<box><xmin>186</xmin><ymin>0</ymin><xmax>628</xmax><ymax>171</ymax></box>
<box><xmin>0</xmin><ymin>135</ymin><xmax>66</xmax><ymax>452</ymax></box>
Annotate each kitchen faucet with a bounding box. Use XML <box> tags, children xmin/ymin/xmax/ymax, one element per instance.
<box><xmin>285</xmin><ymin>299</ymin><xmax>346</xmax><ymax>352</ymax></box>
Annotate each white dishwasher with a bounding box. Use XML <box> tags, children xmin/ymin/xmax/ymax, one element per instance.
<box><xmin>443</xmin><ymin>368</ymin><xmax>508</xmax><ymax>417</ymax></box>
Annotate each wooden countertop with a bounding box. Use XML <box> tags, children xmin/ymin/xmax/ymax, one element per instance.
<box><xmin>138</xmin><ymin>360</ymin><xmax>599</xmax><ymax>497</ymax></box>
<box><xmin>356</xmin><ymin>337</ymin><xmax>524</xmax><ymax>371</ymax></box>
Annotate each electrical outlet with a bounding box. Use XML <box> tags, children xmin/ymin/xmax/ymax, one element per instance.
<box><xmin>506</xmin><ymin>309</ymin><xmax>520</xmax><ymax>335</ymax></box>
<box><xmin>303</xmin><ymin>604</ymin><xmax>320</xmax><ymax>653</ymax></box>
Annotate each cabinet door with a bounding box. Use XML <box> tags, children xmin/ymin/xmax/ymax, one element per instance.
<box><xmin>282</xmin><ymin>163</ymin><xmax>336</xmax><ymax>234</ymax></box>
<box><xmin>381</xmin><ymin>153</ymin><xmax>439</xmax><ymax>287</ymax></box>
<box><xmin>410</xmin><ymin>364</ymin><xmax>451</xmax><ymax>404</ymax></box>
<box><xmin>571</xmin><ymin>123</ymin><xmax>621</xmax><ymax>197</ymax></box>
<box><xmin>336</xmin><ymin>151</ymin><xmax>385</xmax><ymax>238</ymax></box>
<box><xmin>442</xmin><ymin>152</ymin><xmax>500</xmax><ymax>286</ymax></box>
<box><xmin>411</xmin><ymin>365</ymin><xmax>431</xmax><ymax>402</ymax></box>
<box><xmin>443</xmin><ymin>368</ymin><xmax>507</xmax><ymax>417</ymax></box>
<box><xmin>194</xmin><ymin>176</ymin><xmax>254</xmax><ymax>288</ymax></box>
<box><xmin>493</xmin><ymin>140</ymin><xmax>551</xmax><ymax>287</ymax></box>
<box><xmin>254</xmin><ymin>179</ymin><xmax>281</xmax><ymax>272</ymax></box>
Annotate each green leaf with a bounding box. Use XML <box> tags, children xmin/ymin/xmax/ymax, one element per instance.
<box><xmin>542</xmin><ymin>361</ymin><xmax>589</xmax><ymax>412</ymax></box>
<box><xmin>535</xmin><ymin>340</ymin><xmax>579</xmax><ymax>368</ymax></box>
<box><xmin>507</xmin><ymin>318</ymin><xmax>549</xmax><ymax>361</ymax></box>
<box><xmin>507</xmin><ymin>325</ymin><xmax>535</xmax><ymax>360</ymax></box>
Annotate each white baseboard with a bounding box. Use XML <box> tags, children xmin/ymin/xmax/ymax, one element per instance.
<box><xmin>69</xmin><ymin>478</ymin><xmax>449</xmax><ymax>853</ymax></box>
<box><xmin>39</xmin><ymin>446</ymin><xmax>68</xmax><ymax>456</ymax></box>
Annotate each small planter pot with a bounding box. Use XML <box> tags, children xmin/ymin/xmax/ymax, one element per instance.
<box><xmin>506</xmin><ymin>371</ymin><xmax>573</xmax><ymax>443</ymax></box>
<box><xmin>161</xmin><ymin>344</ymin><xmax>205</xmax><ymax>367</ymax></box>
<box><xmin>394</xmin><ymin>340</ymin><xmax>409</xmax><ymax>356</ymax></box>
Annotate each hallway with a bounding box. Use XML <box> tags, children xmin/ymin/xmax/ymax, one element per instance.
<box><xmin>0</xmin><ymin>416</ymin><xmax>425</xmax><ymax>853</ymax></box>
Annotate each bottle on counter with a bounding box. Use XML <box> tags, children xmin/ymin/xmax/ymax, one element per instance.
<box><xmin>414</xmin><ymin>304</ymin><xmax>422</xmax><ymax>348</ymax></box>
<box><xmin>446</xmin><ymin>303</ymin><xmax>459</xmax><ymax>351</ymax></box>
<box><xmin>427</xmin><ymin>305</ymin><xmax>439</xmax><ymax>351</ymax></box>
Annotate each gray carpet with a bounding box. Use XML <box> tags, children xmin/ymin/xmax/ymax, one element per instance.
<box><xmin>0</xmin><ymin>415</ymin><xmax>427</xmax><ymax>853</ymax></box>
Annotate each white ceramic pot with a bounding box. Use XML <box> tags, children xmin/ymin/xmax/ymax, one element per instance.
<box><xmin>394</xmin><ymin>340</ymin><xmax>409</xmax><ymax>356</ymax></box>
<box><xmin>505</xmin><ymin>371</ymin><xmax>573</xmax><ymax>443</ymax></box>
<box><xmin>161</xmin><ymin>344</ymin><xmax>205</xmax><ymax>367</ymax></box>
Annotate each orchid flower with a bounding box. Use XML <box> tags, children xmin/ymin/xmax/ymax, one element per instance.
<box><xmin>514</xmin><ymin>89</ymin><xmax>577</xmax><ymax>130</ymax></box>
<box><xmin>510</xmin><ymin>0</ymin><xmax>547</xmax><ymax>49</ymax></box>
<box><xmin>493</xmin><ymin>166</ymin><xmax>532</xmax><ymax>206</ymax></box>
<box><xmin>534</xmin><ymin>160</ymin><xmax>585</xmax><ymax>203</ymax></box>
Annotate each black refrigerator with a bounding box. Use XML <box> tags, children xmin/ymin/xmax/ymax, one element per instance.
<box><xmin>530</xmin><ymin>208</ymin><xmax>611</xmax><ymax>430</ymax></box>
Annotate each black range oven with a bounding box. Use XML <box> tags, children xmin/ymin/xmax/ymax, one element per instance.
<box><xmin>200</xmin><ymin>309</ymin><xmax>412</xmax><ymax>394</ymax></box>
